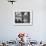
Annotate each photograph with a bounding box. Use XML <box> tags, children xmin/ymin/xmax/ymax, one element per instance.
<box><xmin>14</xmin><ymin>11</ymin><xmax>32</xmax><ymax>26</ymax></box>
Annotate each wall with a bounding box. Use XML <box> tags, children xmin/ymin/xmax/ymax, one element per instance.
<box><xmin>0</xmin><ymin>0</ymin><xmax>46</xmax><ymax>41</ymax></box>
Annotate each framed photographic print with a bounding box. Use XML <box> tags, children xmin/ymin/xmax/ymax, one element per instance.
<box><xmin>14</xmin><ymin>10</ymin><xmax>33</xmax><ymax>26</ymax></box>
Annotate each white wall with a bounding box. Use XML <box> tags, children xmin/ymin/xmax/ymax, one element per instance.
<box><xmin>0</xmin><ymin>0</ymin><xmax>46</xmax><ymax>41</ymax></box>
